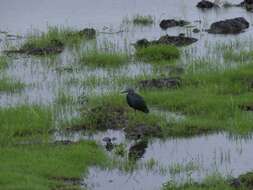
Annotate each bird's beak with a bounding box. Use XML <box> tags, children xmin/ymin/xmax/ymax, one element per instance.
<box><xmin>121</xmin><ymin>90</ymin><xmax>127</xmax><ymax>94</ymax></box>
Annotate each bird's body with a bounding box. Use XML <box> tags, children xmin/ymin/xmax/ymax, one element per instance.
<box><xmin>122</xmin><ymin>88</ymin><xmax>149</xmax><ymax>113</ymax></box>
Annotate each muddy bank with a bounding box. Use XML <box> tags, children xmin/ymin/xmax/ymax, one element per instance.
<box><xmin>67</xmin><ymin>105</ymin><xmax>163</xmax><ymax>140</ymax></box>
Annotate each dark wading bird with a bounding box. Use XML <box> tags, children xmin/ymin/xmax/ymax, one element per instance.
<box><xmin>121</xmin><ymin>88</ymin><xmax>149</xmax><ymax>113</ymax></box>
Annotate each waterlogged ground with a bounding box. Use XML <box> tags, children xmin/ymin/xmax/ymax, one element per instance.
<box><xmin>2</xmin><ymin>0</ymin><xmax>253</xmax><ymax>190</ymax></box>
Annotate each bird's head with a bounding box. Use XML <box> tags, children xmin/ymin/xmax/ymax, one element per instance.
<box><xmin>121</xmin><ymin>88</ymin><xmax>135</xmax><ymax>94</ymax></box>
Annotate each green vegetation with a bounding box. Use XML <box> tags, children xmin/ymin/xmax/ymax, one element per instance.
<box><xmin>21</xmin><ymin>26</ymin><xmax>92</xmax><ymax>54</ymax></box>
<box><xmin>142</xmin><ymin>62</ymin><xmax>253</xmax><ymax>136</ymax></box>
<box><xmin>0</xmin><ymin>77</ymin><xmax>25</xmax><ymax>93</ymax></box>
<box><xmin>0</xmin><ymin>56</ymin><xmax>8</xmax><ymax>70</ymax></box>
<box><xmin>135</xmin><ymin>44</ymin><xmax>180</xmax><ymax>62</ymax></box>
<box><xmin>80</xmin><ymin>50</ymin><xmax>128</xmax><ymax>67</ymax></box>
<box><xmin>132</xmin><ymin>15</ymin><xmax>154</xmax><ymax>25</ymax></box>
<box><xmin>0</xmin><ymin>105</ymin><xmax>52</xmax><ymax>144</ymax></box>
<box><xmin>223</xmin><ymin>49</ymin><xmax>253</xmax><ymax>63</ymax></box>
<box><xmin>0</xmin><ymin>141</ymin><xmax>107</xmax><ymax>190</ymax></box>
<box><xmin>0</xmin><ymin>105</ymin><xmax>108</xmax><ymax>190</ymax></box>
<box><xmin>163</xmin><ymin>174</ymin><xmax>239</xmax><ymax>190</ymax></box>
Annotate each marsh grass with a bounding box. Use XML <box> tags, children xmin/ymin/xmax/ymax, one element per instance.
<box><xmin>142</xmin><ymin>62</ymin><xmax>253</xmax><ymax>136</ymax></box>
<box><xmin>21</xmin><ymin>26</ymin><xmax>88</xmax><ymax>52</ymax></box>
<box><xmin>223</xmin><ymin>49</ymin><xmax>253</xmax><ymax>63</ymax></box>
<box><xmin>135</xmin><ymin>44</ymin><xmax>180</xmax><ymax>62</ymax></box>
<box><xmin>80</xmin><ymin>50</ymin><xmax>128</xmax><ymax>67</ymax></box>
<box><xmin>0</xmin><ymin>141</ymin><xmax>107</xmax><ymax>190</ymax></box>
<box><xmin>163</xmin><ymin>173</ymin><xmax>237</xmax><ymax>190</ymax></box>
<box><xmin>0</xmin><ymin>105</ymin><xmax>52</xmax><ymax>145</ymax></box>
<box><xmin>132</xmin><ymin>14</ymin><xmax>154</xmax><ymax>25</ymax></box>
<box><xmin>0</xmin><ymin>56</ymin><xmax>8</xmax><ymax>70</ymax></box>
<box><xmin>0</xmin><ymin>77</ymin><xmax>25</xmax><ymax>93</ymax></box>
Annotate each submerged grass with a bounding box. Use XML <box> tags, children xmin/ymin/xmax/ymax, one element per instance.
<box><xmin>135</xmin><ymin>44</ymin><xmax>180</xmax><ymax>62</ymax></box>
<box><xmin>0</xmin><ymin>141</ymin><xmax>107</xmax><ymax>190</ymax></box>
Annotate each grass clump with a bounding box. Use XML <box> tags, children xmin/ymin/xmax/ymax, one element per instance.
<box><xmin>0</xmin><ymin>105</ymin><xmax>52</xmax><ymax>144</ymax></box>
<box><xmin>141</xmin><ymin>62</ymin><xmax>253</xmax><ymax>136</ymax></box>
<box><xmin>163</xmin><ymin>174</ymin><xmax>239</xmax><ymax>190</ymax></box>
<box><xmin>0</xmin><ymin>141</ymin><xmax>107</xmax><ymax>190</ymax></box>
<box><xmin>80</xmin><ymin>51</ymin><xmax>128</xmax><ymax>67</ymax></box>
<box><xmin>135</xmin><ymin>44</ymin><xmax>180</xmax><ymax>62</ymax></box>
<box><xmin>132</xmin><ymin>15</ymin><xmax>154</xmax><ymax>25</ymax></box>
<box><xmin>223</xmin><ymin>49</ymin><xmax>253</xmax><ymax>63</ymax></box>
<box><xmin>0</xmin><ymin>56</ymin><xmax>8</xmax><ymax>70</ymax></box>
<box><xmin>20</xmin><ymin>26</ymin><xmax>93</xmax><ymax>55</ymax></box>
<box><xmin>0</xmin><ymin>77</ymin><xmax>25</xmax><ymax>93</ymax></box>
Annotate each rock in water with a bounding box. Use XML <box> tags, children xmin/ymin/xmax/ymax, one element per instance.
<box><xmin>196</xmin><ymin>0</ymin><xmax>218</xmax><ymax>9</ymax></box>
<box><xmin>159</xmin><ymin>19</ymin><xmax>189</xmax><ymax>30</ymax></box>
<box><xmin>207</xmin><ymin>17</ymin><xmax>249</xmax><ymax>34</ymax></box>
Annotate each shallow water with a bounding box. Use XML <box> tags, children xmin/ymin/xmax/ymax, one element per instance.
<box><xmin>2</xmin><ymin>1</ymin><xmax>253</xmax><ymax>189</ymax></box>
<box><xmin>85</xmin><ymin>132</ymin><xmax>253</xmax><ymax>190</ymax></box>
<box><xmin>1</xmin><ymin>0</ymin><xmax>253</xmax><ymax>106</ymax></box>
<box><xmin>55</xmin><ymin>129</ymin><xmax>253</xmax><ymax>190</ymax></box>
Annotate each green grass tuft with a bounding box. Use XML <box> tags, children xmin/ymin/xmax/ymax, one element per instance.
<box><xmin>0</xmin><ymin>105</ymin><xmax>52</xmax><ymax>144</ymax></box>
<box><xmin>0</xmin><ymin>56</ymin><xmax>8</xmax><ymax>70</ymax></box>
<box><xmin>80</xmin><ymin>51</ymin><xmax>128</xmax><ymax>67</ymax></box>
<box><xmin>0</xmin><ymin>141</ymin><xmax>107</xmax><ymax>190</ymax></box>
<box><xmin>0</xmin><ymin>77</ymin><xmax>25</xmax><ymax>93</ymax></box>
<box><xmin>132</xmin><ymin>15</ymin><xmax>154</xmax><ymax>25</ymax></box>
<box><xmin>135</xmin><ymin>44</ymin><xmax>180</xmax><ymax>62</ymax></box>
<box><xmin>21</xmin><ymin>26</ymin><xmax>91</xmax><ymax>52</ymax></box>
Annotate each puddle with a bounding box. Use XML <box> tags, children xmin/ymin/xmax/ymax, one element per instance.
<box><xmin>78</xmin><ymin>131</ymin><xmax>253</xmax><ymax>190</ymax></box>
<box><xmin>55</xmin><ymin>128</ymin><xmax>253</xmax><ymax>190</ymax></box>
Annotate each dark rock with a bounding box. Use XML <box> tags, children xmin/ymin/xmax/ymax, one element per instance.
<box><xmin>135</xmin><ymin>38</ymin><xmax>150</xmax><ymax>48</ymax></box>
<box><xmin>207</xmin><ymin>17</ymin><xmax>249</xmax><ymax>34</ymax></box>
<box><xmin>193</xmin><ymin>28</ymin><xmax>200</xmax><ymax>33</ymax></box>
<box><xmin>79</xmin><ymin>28</ymin><xmax>96</xmax><ymax>39</ymax></box>
<box><xmin>245</xmin><ymin>0</ymin><xmax>253</xmax><ymax>10</ymax></box>
<box><xmin>159</xmin><ymin>19</ymin><xmax>189</xmax><ymax>30</ymax></box>
<box><xmin>196</xmin><ymin>0</ymin><xmax>218</xmax><ymax>9</ymax></box>
<box><xmin>124</xmin><ymin>124</ymin><xmax>162</xmax><ymax>140</ymax></box>
<box><xmin>156</xmin><ymin>34</ymin><xmax>198</xmax><ymax>46</ymax></box>
<box><xmin>139</xmin><ymin>77</ymin><xmax>181</xmax><ymax>89</ymax></box>
<box><xmin>128</xmin><ymin>140</ymin><xmax>148</xmax><ymax>160</ymax></box>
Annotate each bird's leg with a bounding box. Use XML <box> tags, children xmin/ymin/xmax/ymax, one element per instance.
<box><xmin>135</xmin><ymin>109</ymin><xmax>136</xmax><ymax>115</ymax></box>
